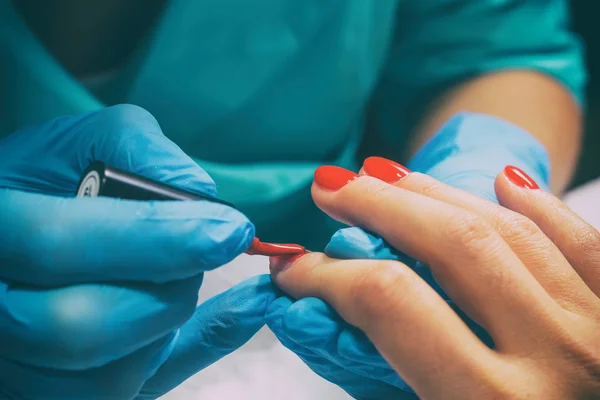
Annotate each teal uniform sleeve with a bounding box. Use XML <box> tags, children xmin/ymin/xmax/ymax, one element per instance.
<box><xmin>398</xmin><ymin>0</ymin><xmax>586</xmax><ymax>101</ymax></box>
<box><xmin>380</xmin><ymin>0</ymin><xmax>586</xmax><ymax>117</ymax></box>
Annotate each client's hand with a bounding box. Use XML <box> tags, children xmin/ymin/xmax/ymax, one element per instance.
<box><xmin>266</xmin><ymin>113</ymin><xmax>550</xmax><ymax>399</ymax></box>
<box><xmin>269</xmin><ymin>163</ymin><xmax>600</xmax><ymax>399</ymax></box>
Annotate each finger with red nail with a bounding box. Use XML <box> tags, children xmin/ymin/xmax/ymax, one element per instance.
<box><xmin>269</xmin><ymin>161</ymin><xmax>600</xmax><ymax>399</ymax></box>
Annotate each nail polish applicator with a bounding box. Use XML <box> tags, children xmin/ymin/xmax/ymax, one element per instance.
<box><xmin>76</xmin><ymin>161</ymin><xmax>307</xmax><ymax>257</ymax></box>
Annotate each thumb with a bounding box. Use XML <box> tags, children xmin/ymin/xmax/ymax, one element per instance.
<box><xmin>0</xmin><ymin>188</ymin><xmax>254</xmax><ymax>286</ymax></box>
<box><xmin>137</xmin><ymin>275</ymin><xmax>278</xmax><ymax>399</ymax></box>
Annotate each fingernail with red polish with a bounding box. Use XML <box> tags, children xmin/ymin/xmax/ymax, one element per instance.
<box><xmin>363</xmin><ymin>157</ymin><xmax>411</xmax><ymax>183</ymax></box>
<box><xmin>314</xmin><ymin>166</ymin><xmax>359</xmax><ymax>191</ymax></box>
<box><xmin>269</xmin><ymin>253</ymin><xmax>305</xmax><ymax>272</ymax></box>
<box><xmin>504</xmin><ymin>166</ymin><xmax>539</xmax><ymax>190</ymax></box>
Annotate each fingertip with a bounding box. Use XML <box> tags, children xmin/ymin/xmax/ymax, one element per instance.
<box><xmin>268</xmin><ymin>252</ymin><xmax>307</xmax><ymax>274</ymax></box>
<box><xmin>311</xmin><ymin>165</ymin><xmax>360</xmax><ymax>216</ymax></box>
<box><xmin>269</xmin><ymin>251</ymin><xmax>322</xmax><ymax>278</ymax></box>
<box><xmin>494</xmin><ymin>166</ymin><xmax>539</xmax><ymax>208</ymax></box>
<box><xmin>494</xmin><ymin>169</ymin><xmax>512</xmax><ymax>200</ymax></box>
<box><xmin>192</xmin><ymin>206</ymin><xmax>256</xmax><ymax>270</ymax></box>
<box><xmin>87</xmin><ymin>105</ymin><xmax>163</xmax><ymax>158</ymax></box>
<box><xmin>98</xmin><ymin>104</ymin><xmax>161</xmax><ymax>130</ymax></box>
<box><xmin>236</xmin><ymin>217</ymin><xmax>256</xmax><ymax>256</ymax></box>
<box><xmin>310</xmin><ymin>180</ymin><xmax>330</xmax><ymax>209</ymax></box>
<box><xmin>121</xmin><ymin>200</ymin><xmax>256</xmax><ymax>273</ymax></box>
<box><xmin>89</xmin><ymin>105</ymin><xmax>218</xmax><ymax>198</ymax></box>
<box><xmin>503</xmin><ymin>165</ymin><xmax>540</xmax><ymax>190</ymax></box>
<box><xmin>269</xmin><ymin>252</ymin><xmax>330</xmax><ymax>302</ymax></box>
<box><xmin>311</xmin><ymin>174</ymin><xmax>387</xmax><ymax>227</ymax></box>
<box><xmin>362</xmin><ymin>157</ymin><xmax>412</xmax><ymax>184</ymax></box>
<box><xmin>313</xmin><ymin>165</ymin><xmax>359</xmax><ymax>191</ymax></box>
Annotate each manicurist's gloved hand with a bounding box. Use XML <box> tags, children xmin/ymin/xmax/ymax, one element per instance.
<box><xmin>0</xmin><ymin>104</ymin><xmax>277</xmax><ymax>399</ymax></box>
<box><xmin>266</xmin><ymin>112</ymin><xmax>551</xmax><ymax>398</ymax></box>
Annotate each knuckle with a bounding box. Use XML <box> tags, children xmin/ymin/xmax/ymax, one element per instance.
<box><xmin>417</xmin><ymin>178</ymin><xmax>446</xmax><ymax>200</ymax></box>
<box><xmin>544</xmin><ymin>194</ymin><xmax>600</xmax><ymax>263</ymax></box>
<box><xmin>546</xmin><ymin>196</ymin><xmax>600</xmax><ymax>248</ymax></box>
<box><xmin>570</xmin><ymin>344</ymin><xmax>600</xmax><ymax>385</ymax></box>
<box><xmin>441</xmin><ymin>211</ymin><xmax>496</xmax><ymax>251</ymax></box>
<box><xmin>572</xmin><ymin>224</ymin><xmax>600</xmax><ymax>258</ymax></box>
<box><xmin>348</xmin><ymin>261</ymin><xmax>414</xmax><ymax>320</ymax></box>
<box><xmin>555</xmin><ymin>321</ymin><xmax>600</xmax><ymax>387</ymax></box>
<box><xmin>498</xmin><ymin>212</ymin><xmax>542</xmax><ymax>244</ymax></box>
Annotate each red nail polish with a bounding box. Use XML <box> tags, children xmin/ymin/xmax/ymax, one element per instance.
<box><xmin>314</xmin><ymin>166</ymin><xmax>359</xmax><ymax>191</ymax></box>
<box><xmin>363</xmin><ymin>157</ymin><xmax>411</xmax><ymax>183</ymax></box>
<box><xmin>269</xmin><ymin>253</ymin><xmax>306</xmax><ymax>272</ymax></box>
<box><xmin>504</xmin><ymin>166</ymin><xmax>539</xmax><ymax>189</ymax></box>
<box><xmin>245</xmin><ymin>237</ymin><xmax>306</xmax><ymax>256</ymax></box>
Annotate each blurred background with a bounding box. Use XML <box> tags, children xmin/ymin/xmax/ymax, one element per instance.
<box><xmin>570</xmin><ymin>0</ymin><xmax>600</xmax><ymax>188</ymax></box>
<box><xmin>13</xmin><ymin>0</ymin><xmax>600</xmax><ymax>191</ymax></box>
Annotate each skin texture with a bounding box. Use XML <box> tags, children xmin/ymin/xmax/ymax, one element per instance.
<box><xmin>407</xmin><ymin>70</ymin><xmax>582</xmax><ymax>194</ymax></box>
<box><xmin>270</xmin><ymin>161</ymin><xmax>600</xmax><ymax>399</ymax></box>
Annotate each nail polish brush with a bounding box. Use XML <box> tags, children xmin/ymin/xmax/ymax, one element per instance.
<box><xmin>76</xmin><ymin>161</ymin><xmax>307</xmax><ymax>257</ymax></box>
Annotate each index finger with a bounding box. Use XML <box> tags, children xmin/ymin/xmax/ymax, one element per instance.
<box><xmin>0</xmin><ymin>105</ymin><xmax>217</xmax><ymax>198</ymax></box>
<box><xmin>269</xmin><ymin>253</ymin><xmax>498</xmax><ymax>398</ymax></box>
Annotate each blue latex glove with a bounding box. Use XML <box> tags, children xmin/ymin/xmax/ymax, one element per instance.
<box><xmin>266</xmin><ymin>112</ymin><xmax>551</xmax><ymax>398</ymax></box>
<box><xmin>0</xmin><ymin>104</ymin><xmax>277</xmax><ymax>399</ymax></box>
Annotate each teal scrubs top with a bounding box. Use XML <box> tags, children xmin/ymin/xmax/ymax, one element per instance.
<box><xmin>0</xmin><ymin>1</ymin><xmax>586</xmax><ymax>248</ymax></box>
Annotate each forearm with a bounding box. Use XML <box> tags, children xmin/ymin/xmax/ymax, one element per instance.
<box><xmin>407</xmin><ymin>70</ymin><xmax>583</xmax><ymax>194</ymax></box>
